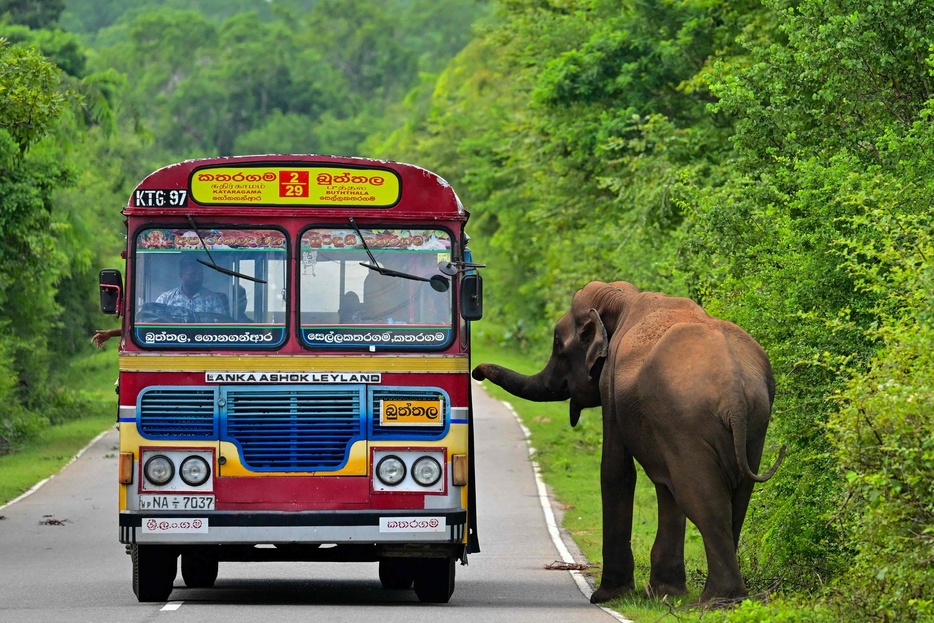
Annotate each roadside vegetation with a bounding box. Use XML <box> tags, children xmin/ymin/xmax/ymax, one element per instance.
<box><xmin>0</xmin><ymin>347</ymin><xmax>116</xmax><ymax>505</ymax></box>
<box><xmin>1</xmin><ymin>1</ymin><xmax>932</xmax><ymax>621</ymax></box>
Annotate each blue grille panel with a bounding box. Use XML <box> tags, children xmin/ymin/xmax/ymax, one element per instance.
<box><xmin>138</xmin><ymin>388</ymin><xmax>217</xmax><ymax>438</ymax></box>
<box><xmin>223</xmin><ymin>387</ymin><xmax>364</xmax><ymax>471</ymax></box>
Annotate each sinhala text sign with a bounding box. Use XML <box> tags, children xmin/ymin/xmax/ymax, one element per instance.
<box><xmin>189</xmin><ymin>165</ymin><xmax>402</xmax><ymax>207</ymax></box>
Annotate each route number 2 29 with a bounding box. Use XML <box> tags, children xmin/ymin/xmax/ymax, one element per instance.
<box><xmin>279</xmin><ymin>170</ymin><xmax>309</xmax><ymax>198</ymax></box>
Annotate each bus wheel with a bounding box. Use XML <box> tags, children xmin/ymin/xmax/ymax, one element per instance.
<box><xmin>413</xmin><ymin>556</ymin><xmax>455</xmax><ymax>603</ymax></box>
<box><xmin>181</xmin><ymin>549</ymin><xmax>219</xmax><ymax>588</ymax></box>
<box><xmin>131</xmin><ymin>545</ymin><xmax>177</xmax><ymax>602</ymax></box>
<box><xmin>378</xmin><ymin>557</ymin><xmax>415</xmax><ymax>590</ymax></box>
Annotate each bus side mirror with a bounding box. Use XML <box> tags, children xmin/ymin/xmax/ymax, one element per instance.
<box><xmin>460</xmin><ymin>274</ymin><xmax>483</xmax><ymax>321</ymax></box>
<box><xmin>100</xmin><ymin>269</ymin><xmax>123</xmax><ymax>315</ymax></box>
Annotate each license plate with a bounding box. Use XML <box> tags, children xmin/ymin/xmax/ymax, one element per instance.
<box><xmin>138</xmin><ymin>495</ymin><xmax>215</xmax><ymax>511</ymax></box>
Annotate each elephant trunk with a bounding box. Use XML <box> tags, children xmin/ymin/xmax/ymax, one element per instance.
<box><xmin>472</xmin><ymin>363</ymin><xmax>569</xmax><ymax>403</ymax></box>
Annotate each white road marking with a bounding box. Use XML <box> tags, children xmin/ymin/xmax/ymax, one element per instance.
<box><xmin>161</xmin><ymin>601</ymin><xmax>183</xmax><ymax>611</ymax></box>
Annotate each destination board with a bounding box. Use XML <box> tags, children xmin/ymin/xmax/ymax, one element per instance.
<box><xmin>189</xmin><ymin>165</ymin><xmax>402</xmax><ymax>207</ymax></box>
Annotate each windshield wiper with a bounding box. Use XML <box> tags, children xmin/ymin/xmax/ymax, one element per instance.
<box><xmin>348</xmin><ymin>217</ymin><xmax>449</xmax><ymax>292</ymax></box>
<box><xmin>187</xmin><ymin>215</ymin><xmax>267</xmax><ymax>284</ymax></box>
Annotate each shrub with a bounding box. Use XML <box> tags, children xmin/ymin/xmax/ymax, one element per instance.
<box><xmin>827</xmin><ymin>211</ymin><xmax>934</xmax><ymax>622</ymax></box>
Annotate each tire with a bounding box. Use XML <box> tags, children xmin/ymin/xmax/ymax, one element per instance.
<box><xmin>131</xmin><ymin>545</ymin><xmax>177</xmax><ymax>602</ymax></box>
<box><xmin>181</xmin><ymin>549</ymin><xmax>219</xmax><ymax>588</ymax></box>
<box><xmin>378</xmin><ymin>557</ymin><xmax>415</xmax><ymax>590</ymax></box>
<box><xmin>413</xmin><ymin>556</ymin><xmax>455</xmax><ymax>603</ymax></box>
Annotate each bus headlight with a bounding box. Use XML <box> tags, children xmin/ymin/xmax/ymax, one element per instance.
<box><xmin>179</xmin><ymin>456</ymin><xmax>211</xmax><ymax>486</ymax></box>
<box><xmin>143</xmin><ymin>455</ymin><xmax>175</xmax><ymax>486</ymax></box>
<box><xmin>411</xmin><ymin>456</ymin><xmax>442</xmax><ymax>487</ymax></box>
<box><xmin>376</xmin><ymin>455</ymin><xmax>406</xmax><ymax>486</ymax></box>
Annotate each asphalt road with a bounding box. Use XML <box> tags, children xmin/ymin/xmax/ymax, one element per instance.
<box><xmin>0</xmin><ymin>382</ymin><xmax>623</xmax><ymax>623</ymax></box>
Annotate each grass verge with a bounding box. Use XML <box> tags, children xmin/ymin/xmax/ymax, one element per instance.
<box><xmin>0</xmin><ymin>347</ymin><xmax>118</xmax><ymax>506</ymax></box>
<box><xmin>0</xmin><ymin>414</ymin><xmax>115</xmax><ymax>505</ymax></box>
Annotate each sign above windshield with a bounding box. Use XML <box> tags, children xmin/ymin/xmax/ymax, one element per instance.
<box><xmin>189</xmin><ymin>165</ymin><xmax>402</xmax><ymax>207</ymax></box>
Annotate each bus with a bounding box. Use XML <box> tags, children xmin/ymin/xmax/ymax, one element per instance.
<box><xmin>99</xmin><ymin>155</ymin><xmax>483</xmax><ymax>603</ymax></box>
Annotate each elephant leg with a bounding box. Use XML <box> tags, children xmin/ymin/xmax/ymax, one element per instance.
<box><xmin>648</xmin><ymin>484</ymin><xmax>687</xmax><ymax>597</ymax></box>
<box><xmin>667</xmin><ymin>459</ymin><xmax>746</xmax><ymax>602</ymax></box>
<box><xmin>590</xmin><ymin>423</ymin><xmax>637</xmax><ymax>604</ymax></box>
<box><xmin>730</xmin><ymin>479</ymin><xmax>755</xmax><ymax>552</ymax></box>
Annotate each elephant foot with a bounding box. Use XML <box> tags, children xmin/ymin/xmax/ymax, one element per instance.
<box><xmin>590</xmin><ymin>581</ymin><xmax>635</xmax><ymax>604</ymax></box>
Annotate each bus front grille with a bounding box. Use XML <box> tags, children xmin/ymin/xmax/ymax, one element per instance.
<box><xmin>224</xmin><ymin>387</ymin><xmax>364</xmax><ymax>471</ymax></box>
<box><xmin>139</xmin><ymin>389</ymin><xmax>217</xmax><ymax>437</ymax></box>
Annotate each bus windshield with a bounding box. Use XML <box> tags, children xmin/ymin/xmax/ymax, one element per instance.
<box><xmin>132</xmin><ymin>227</ymin><xmax>287</xmax><ymax>349</ymax></box>
<box><xmin>299</xmin><ymin>227</ymin><xmax>454</xmax><ymax>350</ymax></box>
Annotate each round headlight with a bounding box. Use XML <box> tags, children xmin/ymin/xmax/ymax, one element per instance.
<box><xmin>179</xmin><ymin>456</ymin><xmax>211</xmax><ymax>486</ymax></box>
<box><xmin>376</xmin><ymin>455</ymin><xmax>406</xmax><ymax>486</ymax></box>
<box><xmin>411</xmin><ymin>456</ymin><xmax>442</xmax><ymax>487</ymax></box>
<box><xmin>144</xmin><ymin>455</ymin><xmax>175</xmax><ymax>486</ymax></box>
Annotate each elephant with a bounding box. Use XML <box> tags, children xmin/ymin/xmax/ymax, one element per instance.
<box><xmin>472</xmin><ymin>281</ymin><xmax>785</xmax><ymax>603</ymax></box>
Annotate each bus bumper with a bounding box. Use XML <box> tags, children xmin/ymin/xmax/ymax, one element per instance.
<box><xmin>119</xmin><ymin>509</ymin><xmax>467</xmax><ymax>549</ymax></box>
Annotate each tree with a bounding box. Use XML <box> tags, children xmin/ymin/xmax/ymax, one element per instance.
<box><xmin>0</xmin><ymin>37</ymin><xmax>68</xmax><ymax>151</ymax></box>
<box><xmin>0</xmin><ymin>0</ymin><xmax>64</xmax><ymax>29</ymax></box>
<box><xmin>691</xmin><ymin>0</ymin><xmax>934</xmax><ymax>610</ymax></box>
<box><xmin>0</xmin><ymin>39</ymin><xmax>72</xmax><ymax>449</ymax></box>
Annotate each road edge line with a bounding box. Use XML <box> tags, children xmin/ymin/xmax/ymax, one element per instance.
<box><xmin>491</xmin><ymin>389</ymin><xmax>633</xmax><ymax>623</ymax></box>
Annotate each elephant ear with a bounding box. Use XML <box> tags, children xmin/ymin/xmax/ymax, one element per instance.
<box><xmin>584</xmin><ymin>308</ymin><xmax>609</xmax><ymax>381</ymax></box>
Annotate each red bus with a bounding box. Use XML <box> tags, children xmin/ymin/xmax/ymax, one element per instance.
<box><xmin>99</xmin><ymin>155</ymin><xmax>483</xmax><ymax>603</ymax></box>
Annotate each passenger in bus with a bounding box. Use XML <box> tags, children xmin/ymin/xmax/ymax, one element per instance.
<box><xmin>339</xmin><ymin>291</ymin><xmax>365</xmax><ymax>323</ymax></box>
<box><xmin>156</xmin><ymin>255</ymin><xmax>229</xmax><ymax>315</ymax></box>
<box><xmin>232</xmin><ymin>284</ymin><xmax>252</xmax><ymax>322</ymax></box>
<box><xmin>91</xmin><ymin>327</ymin><xmax>121</xmax><ymax>347</ymax></box>
<box><xmin>363</xmin><ymin>272</ymin><xmax>407</xmax><ymax>323</ymax></box>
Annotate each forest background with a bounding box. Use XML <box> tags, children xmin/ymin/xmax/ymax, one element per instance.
<box><xmin>1</xmin><ymin>0</ymin><xmax>932</xmax><ymax>621</ymax></box>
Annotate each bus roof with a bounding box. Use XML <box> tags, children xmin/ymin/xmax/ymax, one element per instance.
<box><xmin>125</xmin><ymin>154</ymin><xmax>465</xmax><ymax>220</ymax></box>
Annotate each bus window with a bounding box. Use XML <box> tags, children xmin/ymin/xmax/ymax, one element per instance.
<box><xmin>132</xmin><ymin>227</ymin><xmax>287</xmax><ymax>348</ymax></box>
<box><xmin>299</xmin><ymin>227</ymin><xmax>453</xmax><ymax>349</ymax></box>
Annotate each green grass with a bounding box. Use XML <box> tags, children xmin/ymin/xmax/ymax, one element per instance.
<box><xmin>472</xmin><ymin>339</ymin><xmax>715</xmax><ymax>622</ymax></box>
<box><xmin>0</xmin><ymin>347</ymin><xmax>118</xmax><ymax>506</ymax></box>
<box><xmin>0</xmin><ymin>414</ymin><xmax>116</xmax><ymax>505</ymax></box>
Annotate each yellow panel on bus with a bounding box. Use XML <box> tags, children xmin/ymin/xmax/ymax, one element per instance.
<box><xmin>189</xmin><ymin>165</ymin><xmax>402</xmax><ymax>207</ymax></box>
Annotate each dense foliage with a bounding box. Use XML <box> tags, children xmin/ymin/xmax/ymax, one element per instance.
<box><xmin>1</xmin><ymin>0</ymin><xmax>931</xmax><ymax>619</ymax></box>
<box><xmin>0</xmin><ymin>0</ymin><xmax>490</xmax><ymax>445</ymax></box>
<box><xmin>383</xmin><ymin>0</ymin><xmax>933</xmax><ymax>620</ymax></box>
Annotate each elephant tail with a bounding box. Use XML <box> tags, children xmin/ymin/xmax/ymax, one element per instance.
<box><xmin>730</xmin><ymin>412</ymin><xmax>786</xmax><ymax>483</ymax></box>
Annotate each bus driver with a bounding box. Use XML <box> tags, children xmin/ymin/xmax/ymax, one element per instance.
<box><xmin>156</xmin><ymin>255</ymin><xmax>229</xmax><ymax>315</ymax></box>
